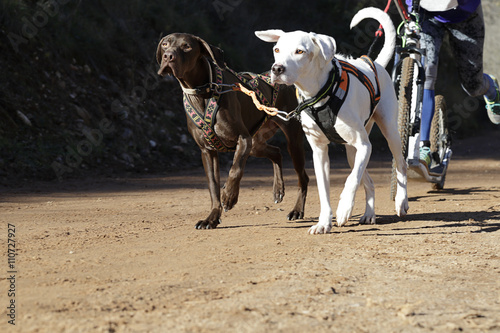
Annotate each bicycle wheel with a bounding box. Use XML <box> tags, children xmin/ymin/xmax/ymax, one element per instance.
<box><xmin>430</xmin><ymin>95</ymin><xmax>450</xmax><ymax>190</ymax></box>
<box><xmin>390</xmin><ymin>57</ymin><xmax>414</xmax><ymax>201</ymax></box>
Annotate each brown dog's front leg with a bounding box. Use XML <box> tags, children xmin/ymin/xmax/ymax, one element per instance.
<box><xmin>196</xmin><ymin>149</ymin><xmax>222</xmax><ymax>229</ymax></box>
<box><xmin>221</xmin><ymin>134</ymin><xmax>252</xmax><ymax>212</ymax></box>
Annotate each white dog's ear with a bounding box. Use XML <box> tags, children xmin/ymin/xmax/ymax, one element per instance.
<box><xmin>309</xmin><ymin>33</ymin><xmax>336</xmax><ymax>62</ymax></box>
<box><xmin>255</xmin><ymin>29</ymin><xmax>285</xmax><ymax>43</ymax></box>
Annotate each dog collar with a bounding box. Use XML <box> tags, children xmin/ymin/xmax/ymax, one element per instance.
<box><xmin>179</xmin><ymin>58</ymin><xmax>217</xmax><ymax>95</ymax></box>
<box><xmin>290</xmin><ymin>60</ymin><xmax>340</xmax><ymax>118</ymax></box>
<box><xmin>180</xmin><ymin>83</ymin><xmax>212</xmax><ymax>95</ymax></box>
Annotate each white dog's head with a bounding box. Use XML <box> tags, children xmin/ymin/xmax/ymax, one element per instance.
<box><xmin>255</xmin><ymin>29</ymin><xmax>337</xmax><ymax>88</ymax></box>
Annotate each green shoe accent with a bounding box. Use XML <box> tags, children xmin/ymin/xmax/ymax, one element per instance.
<box><xmin>484</xmin><ymin>75</ymin><xmax>500</xmax><ymax>125</ymax></box>
<box><xmin>419</xmin><ymin>146</ymin><xmax>432</xmax><ymax>169</ymax></box>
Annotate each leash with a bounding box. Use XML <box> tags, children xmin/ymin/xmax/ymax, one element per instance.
<box><xmin>181</xmin><ymin>59</ymin><xmax>288</xmax><ymax>151</ymax></box>
<box><xmin>230</xmin><ymin>81</ymin><xmax>292</xmax><ymax>121</ymax></box>
<box><xmin>181</xmin><ymin>58</ymin><xmax>289</xmax><ymax>119</ymax></box>
<box><xmin>231</xmin><ymin>83</ymin><xmax>281</xmax><ymax>116</ymax></box>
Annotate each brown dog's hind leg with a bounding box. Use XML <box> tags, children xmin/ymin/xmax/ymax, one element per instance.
<box><xmin>276</xmin><ymin>118</ymin><xmax>309</xmax><ymax>220</ymax></box>
<box><xmin>196</xmin><ymin>149</ymin><xmax>222</xmax><ymax>229</ymax></box>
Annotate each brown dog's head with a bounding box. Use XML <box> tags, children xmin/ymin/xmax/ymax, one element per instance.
<box><xmin>156</xmin><ymin>33</ymin><xmax>225</xmax><ymax>78</ymax></box>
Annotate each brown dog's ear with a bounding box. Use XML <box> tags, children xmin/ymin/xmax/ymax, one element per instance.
<box><xmin>196</xmin><ymin>36</ymin><xmax>225</xmax><ymax>67</ymax></box>
<box><xmin>156</xmin><ymin>37</ymin><xmax>166</xmax><ymax>65</ymax></box>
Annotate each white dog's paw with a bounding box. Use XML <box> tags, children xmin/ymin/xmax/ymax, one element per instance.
<box><xmin>336</xmin><ymin>204</ymin><xmax>353</xmax><ymax>227</ymax></box>
<box><xmin>308</xmin><ymin>223</ymin><xmax>332</xmax><ymax>235</ymax></box>
<box><xmin>360</xmin><ymin>214</ymin><xmax>376</xmax><ymax>225</ymax></box>
<box><xmin>395</xmin><ymin>193</ymin><xmax>409</xmax><ymax>217</ymax></box>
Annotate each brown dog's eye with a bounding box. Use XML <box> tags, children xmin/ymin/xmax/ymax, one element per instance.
<box><xmin>182</xmin><ymin>43</ymin><xmax>192</xmax><ymax>51</ymax></box>
<box><xmin>274</xmin><ymin>48</ymin><xmax>280</xmax><ymax>53</ymax></box>
<box><xmin>295</xmin><ymin>49</ymin><xmax>304</xmax><ymax>55</ymax></box>
<box><xmin>162</xmin><ymin>42</ymin><xmax>168</xmax><ymax>48</ymax></box>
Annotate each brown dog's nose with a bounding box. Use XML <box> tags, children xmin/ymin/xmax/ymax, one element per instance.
<box><xmin>163</xmin><ymin>51</ymin><xmax>175</xmax><ymax>62</ymax></box>
<box><xmin>272</xmin><ymin>64</ymin><xmax>285</xmax><ymax>75</ymax></box>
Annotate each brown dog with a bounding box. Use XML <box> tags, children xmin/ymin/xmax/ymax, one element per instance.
<box><xmin>157</xmin><ymin>33</ymin><xmax>309</xmax><ymax>229</ymax></box>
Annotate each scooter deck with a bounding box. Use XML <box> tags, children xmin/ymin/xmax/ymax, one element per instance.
<box><xmin>407</xmin><ymin>148</ymin><xmax>453</xmax><ymax>184</ymax></box>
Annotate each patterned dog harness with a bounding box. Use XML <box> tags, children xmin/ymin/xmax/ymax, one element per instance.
<box><xmin>297</xmin><ymin>56</ymin><xmax>380</xmax><ymax>144</ymax></box>
<box><xmin>182</xmin><ymin>60</ymin><xmax>280</xmax><ymax>152</ymax></box>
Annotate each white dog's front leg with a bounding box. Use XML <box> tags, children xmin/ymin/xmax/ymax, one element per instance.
<box><xmin>302</xmin><ymin>114</ymin><xmax>333</xmax><ymax>235</ymax></box>
<box><xmin>309</xmin><ymin>142</ymin><xmax>333</xmax><ymax>234</ymax></box>
<box><xmin>346</xmin><ymin>145</ymin><xmax>376</xmax><ymax>224</ymax></box>
<box><xmin>337</xmin><ymin>140</ymin><xmax>372</xmax><ymax>227</ymax></box>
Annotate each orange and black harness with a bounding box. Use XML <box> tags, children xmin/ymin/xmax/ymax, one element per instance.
<box><xmin>291</xmin><ymin>55</ymin><xmax>381</xmax><ymax>144</ymax></box>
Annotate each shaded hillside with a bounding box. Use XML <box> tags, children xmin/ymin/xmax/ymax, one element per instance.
<box><xmin>0</xmin><ymin>0</ymin><xmax>498</xmax><ymax>182</ymax></box>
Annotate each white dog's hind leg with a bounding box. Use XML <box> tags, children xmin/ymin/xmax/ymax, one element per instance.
<box><xmin>373</xmin><ymin>105</ymin><xmax>409</xmax><ymax>217</ymax></box>
<box><xmin>386</xmin><ymin>134</ymin><xmax>409</xmax><ymax>217</ymax></box>
<box><xmin>346</xmin><ymin>145</ymin><xmax>376</xmax><ymax>224</ymax></box>
<box><xmin>336</xmin><ymin>138</ymin><xmax>372</xmax><ymax>227</ymax></box>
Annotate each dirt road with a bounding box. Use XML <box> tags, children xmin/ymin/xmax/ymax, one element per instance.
<box><xmin>1</xmin><ymin>131</ymin><xmax>499</xmax><ymax>333</ymax></box>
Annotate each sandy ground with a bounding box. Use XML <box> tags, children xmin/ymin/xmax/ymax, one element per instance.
<box><xmin>1</xmin><ymin>130</ymin><xmax>499</xmax><ymax>333</ymax></box>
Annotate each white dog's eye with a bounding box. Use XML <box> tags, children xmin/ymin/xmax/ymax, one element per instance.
<box><xmin>295</xmin><ymin>49</ymin><xmax>304</xmax><ymax>55</ymax></box>
<box><xmin>274</xmin><ymin>48</ymin><xmax>280</xmax><ymax>53</ymax></box>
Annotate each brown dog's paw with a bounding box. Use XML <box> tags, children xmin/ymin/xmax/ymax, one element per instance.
<box><xmin>287</xmin><ymin>210</ymin><xmax>304</xmax><ymax>221</ymax></box>
<box><xmin>195</xmin><ymin>209</ymin><xmax>222</xmax><ymax>229</ymax></box>
<box><xmin>273</xmin><ymin>178</ymin><xmax>285</xmax><ymax>204</ymax></box>
<box><xmin>274</xmin><ymin>188</ymin><xmax>285</xmax><ymax>204</ymax></box>
<box><xmin>221</xmin><ymin>185</ymin><xmax>239</xmax><ymax>212</ymax></box>
<box><xmin>195</xmin><ymin>219</ymin><xmax>221</xmax><ymax>230</ymax></box>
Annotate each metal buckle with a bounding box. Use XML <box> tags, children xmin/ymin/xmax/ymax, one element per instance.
<box><xmin>213</xmin><ymin>83</ymin><xmax>237</xmax><ymax>94</ymax></box>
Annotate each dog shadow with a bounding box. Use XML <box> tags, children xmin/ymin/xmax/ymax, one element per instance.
<box><xmin>278</xmin><ymin>209</ymin><xmax>500</xmax><ymax>234</ymax></box>
<box><xmin>409</xmin><ymin>186</ymin><xmax>498</xmax><ymax>201</ymax></box>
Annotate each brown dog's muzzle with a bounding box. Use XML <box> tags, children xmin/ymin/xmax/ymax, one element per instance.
<box><xmin>158</xmin><ymin>50</ymin><xmax>176</xmax><ymax>76</ymax></box>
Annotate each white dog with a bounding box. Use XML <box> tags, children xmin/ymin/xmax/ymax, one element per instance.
<box><xmin>256</xmin><ymin>7</ymin><xmax>409</xmax><ymax>234</ymax></box>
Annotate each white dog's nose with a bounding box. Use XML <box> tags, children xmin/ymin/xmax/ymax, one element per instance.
<box><xmin>272</xmin><ymin>64</ymin><xmax>285</xmax><ymax>75</ymax></box>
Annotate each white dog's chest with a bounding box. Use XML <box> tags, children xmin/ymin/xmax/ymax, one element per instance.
<box><xmin>298</xmin><ymin>58</ymin><xmax>380</xmax><ymax>145</ymax></box>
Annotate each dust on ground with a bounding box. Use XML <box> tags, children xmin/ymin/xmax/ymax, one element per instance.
<box><xmin>1</xmin><ymin>131</ymin><xmax>499</xmax><ymax>333</ymax></box>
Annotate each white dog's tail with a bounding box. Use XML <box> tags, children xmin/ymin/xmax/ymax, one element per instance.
<box><xmin>350</xmin><ymin>7</ymin><xmax>396</xmax><ymax>68</ymax></box>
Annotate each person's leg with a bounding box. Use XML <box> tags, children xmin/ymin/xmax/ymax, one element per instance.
<box><xmin>447</xmin><ymin>5</ymin><xmax>500</xmax><ymax>124</ymax></box>
<box><xmin>419</xmin><ymin>15</ymin><xmax>445</xmax><ymax>166</ymax></box>
<box><xmin>448</xmin><ymin>6</ymin><xmax>486</xmax><ymax>97</ymax></box>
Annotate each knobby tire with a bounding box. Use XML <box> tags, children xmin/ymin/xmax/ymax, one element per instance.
<box><xmin>390</xmin><ymin>57</ymin><xmax>414</xmax><ymax>201</ymax></box>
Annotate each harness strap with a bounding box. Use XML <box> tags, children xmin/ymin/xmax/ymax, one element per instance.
<box><xmin>294</xmin><ymin>65</ymin><xmax>339</xmax><ymax>116</ymax></box>
<box><xmin>182</xmin><ymin>60</ymin><xmax>280</xmax><ymax>152</ymax></box>
<box><xmin>339</xmin><ymin>56</ymin><xmax>381</xmax><ymax>112</ymax></box>
<box><xmin>298</xmin><ymin>56</ymin><xmax>381</xmax><ymax>144</ymax></box>
<box><xmin>183</xmin><ymin>64</ymin><xmax>235</xmax><ymax>152</ymax></box>
<box><xmin>225</xmin><ymin>67</ymin><xmax>280</xmax><ymax>108</ymax></box>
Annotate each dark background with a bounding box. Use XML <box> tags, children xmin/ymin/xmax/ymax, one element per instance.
<box><xmin>1</xmin><ymin>0</ymin><xmax>498</xmax><ymax>182</ymax></box>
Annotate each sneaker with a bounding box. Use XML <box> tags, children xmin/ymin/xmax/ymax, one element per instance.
<box><xmin>484</xmin><ymin>75</ymin><xmax>500</xmax><ymax>125</ymax></box>
<box><xmin>419</xmin><ymin>146</ymin><xmax>432</xmax><ymax>170</ymax></box>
